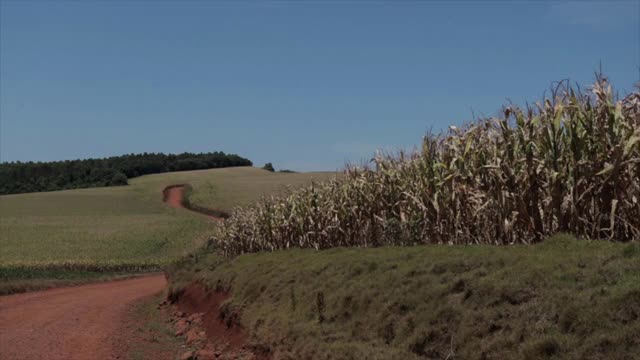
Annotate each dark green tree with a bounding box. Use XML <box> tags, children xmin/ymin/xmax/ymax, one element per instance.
<box><xmin>0</xmin><ymin>151</ymin><xmax>252</xmax><ymax>195</ymax></box>
<box><xmin>110</xmin><ymin>172</ymin><xmax>128</xmax><ymax>186</ymax></box>
<box><xmin>262</xmin><ymin>163</ymin><xmax>275</xmax><ymax>172</ymax></box>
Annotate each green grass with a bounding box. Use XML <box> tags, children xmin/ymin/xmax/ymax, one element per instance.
<box><xmin>0</xmin><ymin>182</ymin><xmax>212</xmax><ymax>267</ymax></box>
<box><xmin>0</xmin><ymin>167</ymin><xmax>335</xmax><ymax>293</ymax></box>
<box><xmin>168</xmin><ymin>234</ymin><xmax>640</xmax><ymax>360</ymax></box>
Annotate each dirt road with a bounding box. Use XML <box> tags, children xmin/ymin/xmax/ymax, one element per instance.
<box><xmin>0</xmin><ymin>274</ymin><xmax>166</xmax><ymax>360</ymax></box>
<box><xmin>164</xmin><ymin>185</ymin><xmax>222</xmax><ymax>221</ymax></box>
<box><xmin>165</xmin><ymin>185</ymin><xmax>187</xmax><ymax>209</ymax></box>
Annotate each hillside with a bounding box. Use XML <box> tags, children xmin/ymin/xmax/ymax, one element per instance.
<box><xmin>130</xmin><ymin>166</ymin><xmax>339</xmax><ymax>213</ymax></box>
<box><xmin>0</xmin><ymin>167</ymin><xmax>337</xmax><ymax>293</ymax></box>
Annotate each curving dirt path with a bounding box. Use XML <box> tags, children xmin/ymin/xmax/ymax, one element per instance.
<box><xmin>0</xmin><ymin>274</ymin><xmax>166</xmax><ymax>360</ymax></box>
<box><xmin>165</xmin><ymin>185</ymin><xmax>187</xmax><ymax>209</ymax></box>
<box><xmin>164</xmin><ymin>185</ymin><xmax>223</xmax><ymax>221</ymax></box>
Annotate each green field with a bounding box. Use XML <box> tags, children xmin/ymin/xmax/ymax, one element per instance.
<box><xmin>0</xmin><ymin>167</ymin><xmax>336</xmax><ymax>292</ymax></box>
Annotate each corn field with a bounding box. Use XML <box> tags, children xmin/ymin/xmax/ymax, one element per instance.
<box><xmin>212</xmin><ymin>76</ymin><xmax>640</xmax><ymax>257</ymax></box>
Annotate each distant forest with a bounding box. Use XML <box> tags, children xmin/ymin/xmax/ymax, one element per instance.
<box><xmin>0</xmin><ymin>152</ymin><xmax>252</xmax><ymax>195</ymax></box>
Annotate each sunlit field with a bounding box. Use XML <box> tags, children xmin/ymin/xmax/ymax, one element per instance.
<box><xmin>0</xmin><ymin>167</ymin><xmax>336</xmax><ymax>293</ymax></box>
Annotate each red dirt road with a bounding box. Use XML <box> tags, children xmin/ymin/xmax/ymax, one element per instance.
<box><xmin>165</xmin><ymin>185</ymin><xmax>186</xmax><ymax>209</ymax></box>
<box><xmin>164</xmin><ymin>185</ymin><xmax>222</xmax><ymax>221</ymax></box>
<box><xmin>0</xmin><ymin>274</ymin><xmax>166</xmax><ymax>360</ymax></box>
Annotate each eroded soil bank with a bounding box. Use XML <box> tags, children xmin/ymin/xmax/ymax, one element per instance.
<box><xmin>166</xmin><ymin>282</ymin><xmax>267</xmax><ymax>359</ymax></box>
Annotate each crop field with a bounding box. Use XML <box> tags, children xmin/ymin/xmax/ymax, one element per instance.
<box><xmin>211</xmin><ymin>77</ymin><xmax>640</xmax><ymax>257</ymax></box>
<box><xmin>164</xmin><ymin>76</ymin><xmax>639</xmax><ymax>359</ymax></box>
<box><xmin>0</xmin><ymin>189</ymin><xmax>210</xmax><ymax>266</ymax></box>
<box><xmin>0</xmin><ymin>167</ymin><xmax>336</xmax><ymax>293</ymax></box>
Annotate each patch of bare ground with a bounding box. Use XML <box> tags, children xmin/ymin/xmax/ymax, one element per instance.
<box><xmin>164</xmin><ymin>283</ymin><xmax>267</xmax><ymax>360</ymax></box>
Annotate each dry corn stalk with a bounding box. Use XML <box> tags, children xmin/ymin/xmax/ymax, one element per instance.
<box><xmin>211</xmin><ymin>75</ymin><xmax>640</xmax><ymax>257</ymax></box>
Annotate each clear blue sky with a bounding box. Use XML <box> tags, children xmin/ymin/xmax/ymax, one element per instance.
<box><xmin>1</xmin><ymin>1</ymin><xmax>638</xmax><ymax>171</ymax></box>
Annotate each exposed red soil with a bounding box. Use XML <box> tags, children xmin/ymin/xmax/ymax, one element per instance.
<box><xmin>174</xmin><ymin>284</ymin><xmax>247</xmax><ymax>351</ymax></box>
<box><xmin>165</xmin><ymin>184</ymin><xmax>187</xmax><ymax>209</ymax></box>
<box><xmin>0</xmin><ymin>274</ymin><xmax>167</xmax><ymax>360</ymax></box>
<box><xmin>164</xmin><ymin>185</ymin><xmax>224</xmax><ymax>222</ymax></box>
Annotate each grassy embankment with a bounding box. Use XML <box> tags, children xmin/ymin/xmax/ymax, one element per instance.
<box><xmin>168</xmin><ymin>235</ymin><xmax>640</xmax><ymax>360</ymax></box>
<box><xmin>0</xmin><ymin>167</ymin><xmax>336</xmax><ymax>294</ymax></box>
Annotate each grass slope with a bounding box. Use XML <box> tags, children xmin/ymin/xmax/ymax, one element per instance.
<box><xmin>132</xmin><ymin>166</ymin><xmax>338</xmax><ymax>212</ymax></box>
<box><xmin>0</xmin><ymin>167</ymin><xmax>335</xmax><ymax>293</ymax></box>
<box><xmin>168</xmin><ymin>235</ymin><xmax>640</xmax><ymax>360</ymax></box>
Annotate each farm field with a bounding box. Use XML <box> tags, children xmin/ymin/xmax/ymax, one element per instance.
<box><xmin>2</xmin><ymin>2</ymin><xmax>637</xmax><ymax>359</ymax></box>
<box><xmin>0</xmin><ymin>167</ymin><xmax>337</xmax><ymax>293</ymax></box>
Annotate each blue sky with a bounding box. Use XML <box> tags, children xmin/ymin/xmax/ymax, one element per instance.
<box><xmin>1</xmin><ymin>1</ymin><xmax>638</xmax><ymax>171</ymax></box>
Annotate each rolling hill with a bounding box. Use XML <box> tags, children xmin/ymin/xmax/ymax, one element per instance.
<box><xmin>0</xmin><ymin>167</ymin><xmax>337</xmax><ymax>293</ymax></box>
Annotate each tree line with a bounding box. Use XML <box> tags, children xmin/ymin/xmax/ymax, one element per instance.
<box><xmin>0</xmin><ymin>152</ymin><xmax>252</xmax><ymax>195</ymax></box>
